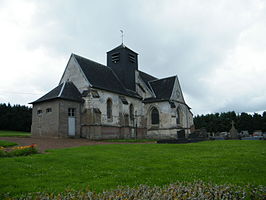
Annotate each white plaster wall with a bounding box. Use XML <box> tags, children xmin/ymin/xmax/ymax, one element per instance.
<box><xmin>145</xmin><ymin>101</ymin><xmax>173</xmax><ymax>129</ymax></box>
<box><xmin>170</xmin><ymin>76</ymin><xmax>185</xmax><ymax>103</ymax></box>
<box><xmin>59</xmin><ymin>55</ymin><xmax>90</xmax><ymax>92</ymax></box>
<box><xmin>84</xmin><ymin>88</ymin><xmax>144</xmax><ymax>127</ymax></box>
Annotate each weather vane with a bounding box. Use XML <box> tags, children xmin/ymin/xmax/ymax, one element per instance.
<box><xmin>120</xmin><ymin>30</ymin><xmax>124</xmax><ymax>44</ymax></box>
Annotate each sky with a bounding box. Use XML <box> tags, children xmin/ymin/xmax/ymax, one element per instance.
<box><xmin>0</xmin><ymin>0</ymin><xmax>265</xmax><ymax>115</ymax></box>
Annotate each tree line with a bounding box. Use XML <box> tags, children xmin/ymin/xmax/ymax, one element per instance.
<box><xmin>194</xmin><ymin>111</ymin><xmax>266</xmax><ymax>133</ymax></box>
<box><xmin>0</xmin><ymin>103</ymin><xmax>32</xmax><ymax>132</ymax></box>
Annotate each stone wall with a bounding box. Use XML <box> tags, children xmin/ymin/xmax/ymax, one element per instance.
<box><xmin>58</xmin><ymin>100</ymin><xmax>81</xmax><ymax>137</ymax></box>
<box><xmin>31</xmin><ymin>99</ymin><xmax>81</xmax><ymax>138</ymax></box>
<box><xmin>31</xmin><ymin>100</ymin><xmax>60</xmax><ymax>137</ymax></box>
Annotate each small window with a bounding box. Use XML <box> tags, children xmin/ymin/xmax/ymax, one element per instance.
<box><xmin>93</xmin><ymin>108</ymin><xmax>101</xmax><ymax>114</ymax></box>
<box><xmin>119</xmin><ymin>96</ymin><xmax>128</xmax><ymax>104</ymax></box>
<box><xmin>129</xmin><ymin>104</ymin><xmax>134</xmax><ymax>120</ymax></box>
<box><xmin>111</xmin><ymin>53</ymin><xmax>120</xmax><ymax>63</ymax></box>
<box><xmin>176</xmin><ymin>108</ymin><xmax>181</xmax><ymax>124</ymax></box>
<box><xmin>107</xmin><ymin>99</ymin><xmax>112</xmax><ymax>119</ymax></box>
<box><xmin>46</xmin><ymin>108</ymin><xmax>52</xmax><ymax>113</ymax></box>
<box><xmin>68</xmin><ymin>108</ymin><xmax>75</xmax><ymax>117</ymax></box>
<box><xmin>169</xmin><ymin>101</ymin><xmax>176</xmax><ymax>108</ymax></box>
<box><xmin>37</xmin><ymin>109</ymin><xmax>42</xmax><ymax>115</ymax></box>
<box><xmin>151</xmin><ymin>107</ymin><xmax>159</xmax><ymax>125</ymax></box>
<box><xmin>91</xmin><ymin>90</ymin><xmax>100</xmax><ymax>98</ymax></box>
<box><xmin>82</xmin><ymin>90</ymin><xmax>89</xmax><ymax>97</ymax></box>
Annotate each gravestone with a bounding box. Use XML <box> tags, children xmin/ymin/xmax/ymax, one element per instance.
<box><xmin>177</xmin><ymin>130</ymin><xmax>185</xmax><ymax>139</ymax></box>
<box><xmin>229</xmin><ymin>121</ymin><xmax>239</xmax><ymax>139</ymax></box>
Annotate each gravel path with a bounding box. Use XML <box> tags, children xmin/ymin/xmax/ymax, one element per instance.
<box><xmin>0</xmin><ymin>137</ymin><xmax>152</xmax><ymax>152</ymax></box>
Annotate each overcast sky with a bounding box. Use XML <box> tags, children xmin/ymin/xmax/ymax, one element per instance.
<box><xmin>0</xmin><ymin>0</ymin><xmax>265</xmax><ymax>115</ymax></box>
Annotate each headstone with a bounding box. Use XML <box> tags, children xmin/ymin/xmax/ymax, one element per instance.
<box><xmin>229</xmin><ymin>121</ymin><xmax>239</xmax><ymax>139</ymax></box>
<box><xmin>177</xmin><ymin>130</ymin><xmax>185</xmax><ymax>139</ymax></box>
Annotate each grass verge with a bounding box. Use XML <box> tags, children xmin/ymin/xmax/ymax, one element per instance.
<box><xmin>0</xmin><ymin>140</ymin><xmax>17</xmax><ymax>147</ymax></box>
<box><xmin>0</xmin><ymin>140</ymin><xmax>265</xmax><ymax>198</ymax></box>
<box><xmin>0</xmin><ymin>130</ymin><xmax>31</xmax><ymax>137</ymax></box>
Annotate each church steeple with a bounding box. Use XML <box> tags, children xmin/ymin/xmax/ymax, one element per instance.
<box><xmin>107</xmin><ymin>44</ymin><xmax>138</xmax><ymax>91</ymax></box>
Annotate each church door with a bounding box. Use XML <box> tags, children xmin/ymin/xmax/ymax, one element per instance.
<box><xmin>68</xmin><ymin>108</ymin><xmax>76</xmax><ymax>136</ymax></box>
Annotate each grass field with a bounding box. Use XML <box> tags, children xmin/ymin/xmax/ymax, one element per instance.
<box><xmin>0</xmin><ymin>140</ymin><xmax>17</xmax><ymax>147</ymax></box>
<box><xmin>0</xmin><ymin>130</ymin><xmax>31</xmax><ymax>137</ymax></box>
<box><xmin>0</xmin><ymin>140</ymin><xmax>265</xmax><ymax>198</ymax></box>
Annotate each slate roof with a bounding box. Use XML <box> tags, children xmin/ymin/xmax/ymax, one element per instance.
<box><xmin>143</xmin><ymin>76</ymin><xmax>176</xmax><ymax>103</ymax></box>
<box><xmin>73</xmin><ymin>54</ymin><xmax>141</xmax><ymax>98</ymax></box>
<box><xmin>138</xmin><ymin>70</ymin><xmax>158</xmax><ymax>91</ymax></box>
<box><xmin>31</xmin><ymin>81</ymin><xmax>82</xmax><ymax>104</ymax></box>
<box><xmin>107</xmin><ymin>44</ymin><xmax>138</xmax><ymax>54</ymax></box>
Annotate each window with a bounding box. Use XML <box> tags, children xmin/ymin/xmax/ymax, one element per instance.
<box><xmin>169</xmin><ymin>101</ymin><xmax>176</xmax><ymax>108</ymax></box>
<box><xmin>176</xmin><ymin>108</ymin><xmax>181</xmax><ymax>124</ymax></box>
<box><xmin>68</xmin><ymin>108</ymin><xmax>75</xmax><ymax>117</ymax></box>
<box><xmin>91</xmin><ymin>90</ymin><xmax>100</xmax><ymax>98</ymax></box>
<box><xmin>119</xmin><ymin>96</ymin><xmax>128</xmax><ymax>104</ymax></box>
<box><xmin>129</xmin><ymin>104</ymin><xmax>134</xmax><ymax>120</ymax></box>
<box><xmin>151</xmin><ymin>107</ymin><xmax>159</xmax><ymax>125</ymax></box>
<box><xmin>37</xmin><ymin>109</ymin><xmax>42</xmax><ymax>115</ymax></box>
<box><xmin>107</xmin><ymin>99</ymin><xmax>112</xmax><ymax>119</ymax></box>
<box><xmin>46</xmin><ymin>108</ymin><xmax>52</xmax><ymax>113</ymax></box>
<box><xmin>82</xmin><ymin>90</ymin><xmax>89</xmax><ymax>97</ymax></box>
<box><xmin>111</xmin><ymin>53</ymin><xmax>120</xmax><ymax>63</ymax></box>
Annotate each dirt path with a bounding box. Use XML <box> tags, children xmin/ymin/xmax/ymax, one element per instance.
<box><xmin>0</xmin><ymin>137</ymin><xmax>154</xmax><ymax>152</ymax></box>
<box><xmin>0</xmin><ymin>137</ymin><xmax>107</xmax><ymax>152</ymax></box>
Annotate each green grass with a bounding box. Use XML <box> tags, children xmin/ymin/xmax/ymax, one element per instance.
<box><xmin>0</xmin><ymin>130</ymin><xmax>31</xmax><ymax>137</ymax></box>
<box><xmin>0</xmin><ymin>140</ymin><xmax>17</xmax><ymax>147</ymax></box>
<box><xmin>0</xmin><ymin>140</ymin><xmax>265</xmax><ymax>198</ymax></box>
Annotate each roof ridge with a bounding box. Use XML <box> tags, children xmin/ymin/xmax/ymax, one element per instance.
<box><xmin>138</xmin><ymin>70</ymin><xmax>158</xmax><ymax>80</ymax></box>
<box><xmin>58</xmin><ymin>82</ymin><xmax>66</xmax><ymax>97</ymax></box>
<box><xmin>148</xmin><ymin>75</ymin><xmax>176</xmax><ymax>83</ymax></box>
<box><xmin>73</xmin><ymin>53</ymin><xmax>107</xmax><ymax>68</ymax></box>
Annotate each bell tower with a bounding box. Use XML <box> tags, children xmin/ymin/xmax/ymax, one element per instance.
<box><xmin>107</xmin><ymin>44</ymin><xmax>138</xmax><ymax>91</ymax></box>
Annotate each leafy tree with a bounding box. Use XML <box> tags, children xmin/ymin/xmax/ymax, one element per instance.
<box><xmin>0</xmin><ymin>103</ymin><xmax>32</xmax><ymax>132</ymax></box>
<box><xmin>194</xmin><ymin>111</ymin><xmax>265</xmax><ymax>134</ymax></box>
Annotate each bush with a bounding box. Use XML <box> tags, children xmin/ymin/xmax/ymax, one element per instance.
<box><xmin>0</xmin><ymin>144</ymin><xmax>38</xmax><ymax>157</ymax></box>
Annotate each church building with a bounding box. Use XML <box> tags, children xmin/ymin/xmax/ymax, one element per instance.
<box><xmin>31</xmin><ymin>44</ymin><xmax>194</xmax><ymax>139</ymax></box>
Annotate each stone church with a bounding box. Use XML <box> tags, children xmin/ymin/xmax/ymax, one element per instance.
<box><xmin>31</xmin><ymin>44</ymin><xmax>194</xmax><ymax>139</ymax></box>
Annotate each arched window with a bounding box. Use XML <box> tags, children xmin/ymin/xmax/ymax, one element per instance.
<box><xmin>129</xmin><ymin>104</ymin><xmax>134</xmax><ymax>121</ymax></box>
<box><xmin>176</xmin><ymin>108</ymin><xmax>181</xmax><ymax>124</ymax></box>
<box><xmin>107</xmin><ymin>98</ymin><xmax>112</xmax><ymax>119</ymax></box>
<box><xmin>151</xmin><ymin>107</ymin><xmax>159</xmax><ymax>125</ymax></box>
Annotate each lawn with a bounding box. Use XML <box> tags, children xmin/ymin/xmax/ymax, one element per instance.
<box><xmin>0</xmin><ymin>140</ymin><xmax>17</xmax><ymax>147</ymax></box>
<box><xmin>0</xmin><ymin>130</ymin><xmax>31</xmax><ymax>137</ymax></box>
<box><xmin>0</xmin><ymin>140</ymin><xmax>265</xmax><ymax>198</ymax></box>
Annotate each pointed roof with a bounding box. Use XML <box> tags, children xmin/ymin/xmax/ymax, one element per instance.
<box><xmin>31</xmin><ymin>81</ymin><xmax>82</xmax><ymax>104</ymax></box>
<box><xmin>138</xmin><ymin>70</ymin><xmax>158</xmax><ymax>91</ymax></box>
<box><xmin>73</xmin><ymin>54</ymin><xmax>141</xmax><ymax>98</ymax></box>
<box><xmin>142</xmin><ymin>76</ymin><xmax>176</xmax><ymax>103</ymax></box>
<box><xmin>107</xmin><ymin>44</ymin><xmax>138</xmax><ymax>54</ymax></box>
